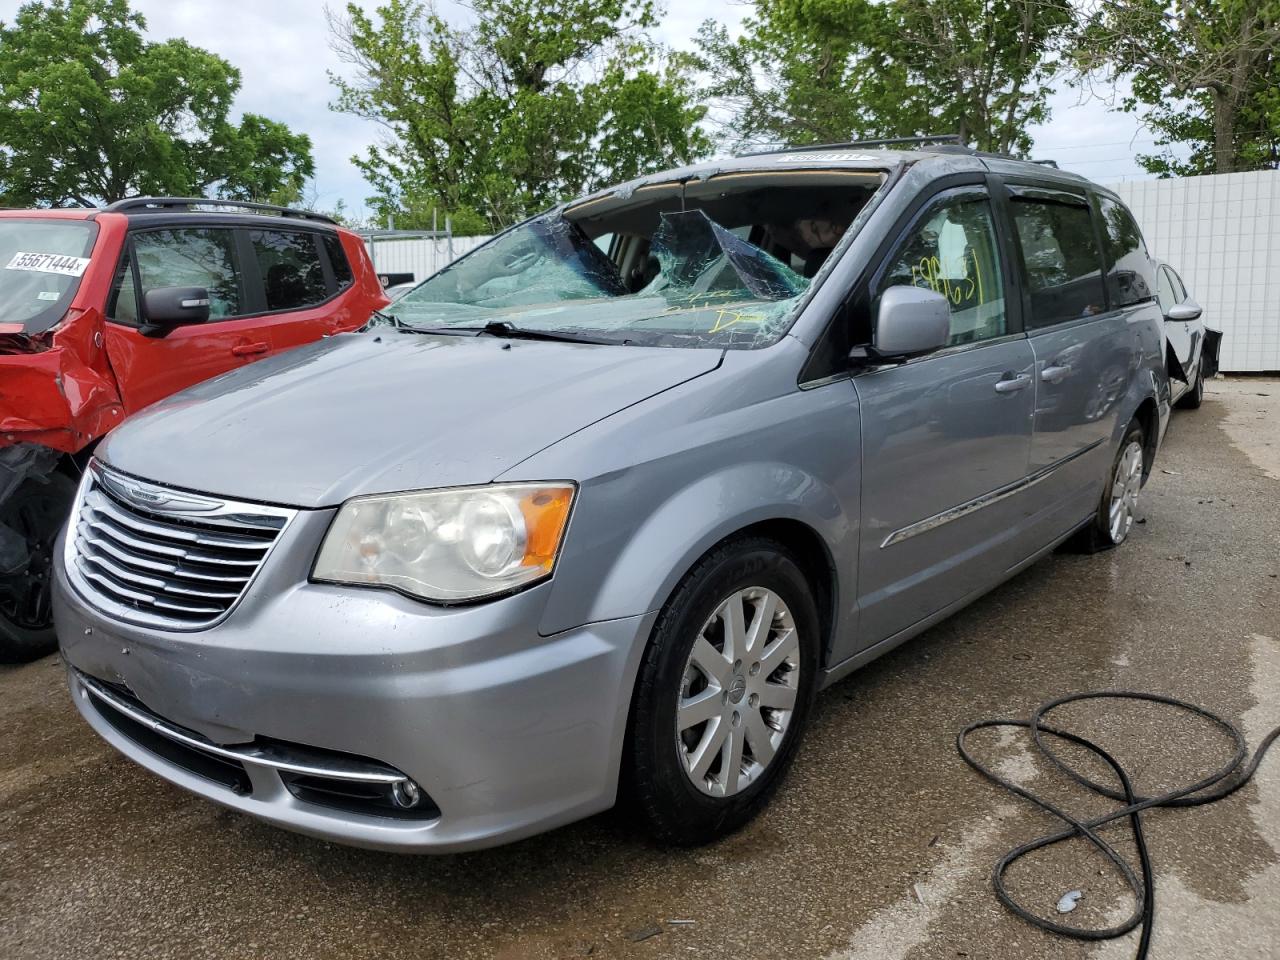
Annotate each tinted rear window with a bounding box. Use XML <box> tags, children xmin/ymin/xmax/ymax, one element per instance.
<box><xmin>1011</xmin><ymin>198</ymin><xmax>1106</xmax><ymax>328</ymax></box>
<box><xmin>251</xmin><ymin>230</ymin><xmax>328</xmax><ymax>310</ymax></box>
<box><xmin>1098</xmin><ymin>197</ymin><xmax>1154</xmax><ymax>307</ymax></box>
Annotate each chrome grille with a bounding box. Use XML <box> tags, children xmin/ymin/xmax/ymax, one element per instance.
<box><xmin>67</xmin><ymin>463</ymin><xmax>294</xmax><ymax>629</ymax></box>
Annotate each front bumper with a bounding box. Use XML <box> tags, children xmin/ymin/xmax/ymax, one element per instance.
<box><xmin>55</xmin><ymin>529</ymin><xmax>655</xmax><ymax>853</ymax></box>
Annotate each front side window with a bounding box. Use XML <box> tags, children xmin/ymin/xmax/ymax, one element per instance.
<box><xmin>107</xmin><ymin>251</ymin><xmax>138</xmax><ymax>324</ymax></box>
<box><xmin>1011</xmin><ymin>198</ymin><xmax>1106</xmax><ymax>328</ymax></box>
<box><xmin>251</xmin><ymin>230</ymin><xmax>328</xmax><ymax>310</ymax></box>
<box><xmin>1098</xmin><ymin>196</ymin><xmax>1154</xmax><ymax>307</ymax></box>
<box><xmin>133</xmin><ymin>228</ymin><xmax>242</xmax><ymax>320</ymax></box>
<box><xmin>0</xmin><ymin>219</ymin><xmax>97</xmax><ymax>333</ymax></box>
<box><xmin>879</xmin><ymin>195</ymin><xmax>1007</xmax><ymax>346</ymax></box>
<box><xmin>1157</xmin><ymin>266</ymin><xmax>1178</xmax><ymax>315</ymax></box>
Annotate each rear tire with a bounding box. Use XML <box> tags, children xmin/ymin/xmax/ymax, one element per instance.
<box><xmin>624</xmin><ymin>536</ymin><xmax>820</xmax><ymax>845</ymax></box>
<box><xmin>1071</xmin><ymin>420</ymin><xmax>1146</xmax><ymax>554</ymax></box>
<box><xmin>0</xmin><ymin>471</ymin><xmax>76</xmax><ymax>663</ymax></box>
<box><xmin>1177</xmin><ymin>365</ymin><xmax>1205</xmax><ymax>409</ymax></box>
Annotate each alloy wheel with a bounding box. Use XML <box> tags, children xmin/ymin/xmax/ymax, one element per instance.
<box><xmin>1108</xmin><ymin>440</ymin><xmax>1144</xmax><ymax>544</ymax></box>
<box><xmin>676</xmin><ymin>587</ymin><xmax>800</xmax><ymax>797</ymax></box>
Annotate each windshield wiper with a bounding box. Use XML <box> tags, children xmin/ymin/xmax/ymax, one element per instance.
<box><xmin>369</xmin><ymin>308</ymin><xmax>404</xmax><ymax>327</ymax></box>
<box><xmin>381</xmin><ymin>318</ymin><xmax>610</xmax><ymax>343</ymax></box>
<box><xmin>469</xmin><ymin>320</ymin><xmax>610</xmax><ymax>344</ymax></box>
<box><xmin>393</xmin><ymin>323</ymin><xmax>479</xmax><ymax>337</ymax></box>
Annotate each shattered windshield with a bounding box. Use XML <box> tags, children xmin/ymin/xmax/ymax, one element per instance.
<box><xmin>392</xmin><ymin>209</ymin><xmax>814</xmax><ymax>348</ymax></box>
<box><xmin>0</xmin><ymin>220</ymin><xmax>97</xmax><ymax>333</ymax></box>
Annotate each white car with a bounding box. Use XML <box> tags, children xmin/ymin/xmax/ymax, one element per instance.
<box><xmin>1155</xmin><ymin>259</ymin><xmax>1221</xmax><ymax>409</ymax></box>
<box><xmin>385</xmin><ymin>281</ymin><xmax>418</xmax><ymax>302</ymax></box>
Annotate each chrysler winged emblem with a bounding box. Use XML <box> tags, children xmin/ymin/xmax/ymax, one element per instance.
<box><xmin>98</xmin><ymin>468</ymin><xmax>221</xmax><ymax>515</ymax></box>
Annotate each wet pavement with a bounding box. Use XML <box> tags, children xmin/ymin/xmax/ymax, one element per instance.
<box><xmin>2</xmin><ymin>379</ymin><xmax>1277</xmax><ymax>960</ymax></box>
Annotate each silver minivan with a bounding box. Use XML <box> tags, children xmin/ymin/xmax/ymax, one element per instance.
<box><xmin>55</xmin><ymin>143</ymin><xmax>1170</xmax><ymax>852</ymax></box>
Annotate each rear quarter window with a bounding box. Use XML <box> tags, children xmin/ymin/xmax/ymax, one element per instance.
<box><xmin>323</xmin><ymin>234</ymin><xmax>354</xmax><ymax>288</ymax></box>
<box><xmin>1098</xmin><ymin>197</ymin><xmax>1155</xmax><ymax>307</ymax></box>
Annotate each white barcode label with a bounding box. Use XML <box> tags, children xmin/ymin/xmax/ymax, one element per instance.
<box><xmin>5</xmin><ymin>251</ymin><xmax>91</xmax><ymax>277</ymax></box>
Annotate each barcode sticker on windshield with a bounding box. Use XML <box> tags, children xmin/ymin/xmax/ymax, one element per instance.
<box><xmin>5</xmin><ymin>252</ymin><xmax>91</xmax><ymax>277</ymax></box>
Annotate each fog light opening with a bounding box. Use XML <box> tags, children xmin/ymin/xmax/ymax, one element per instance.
<box><xmin>391</xmin><ymin>779</ymin><xmax>423</xmax><ymax>809</ymax></box>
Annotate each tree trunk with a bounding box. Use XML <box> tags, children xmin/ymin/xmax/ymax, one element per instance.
<box><xmin>1211</xmin><ymin>88</ymin><xmax>1238</xmax><ymax>174</ymax></box>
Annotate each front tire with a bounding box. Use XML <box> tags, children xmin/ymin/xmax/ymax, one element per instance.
<box><xmin>0</xmin><ymin>471</ymin><xmax>76</xmax><ymax>663</ymax></box>
<box><xmin>1072</xmin><ymin>420</ymin><xmax>1146</xmax><ymax>554</ymax></box>
<box><xmin>625</xmin><ymin>536</ymin><xmax>820</xmax><ymax>845</ymax></box>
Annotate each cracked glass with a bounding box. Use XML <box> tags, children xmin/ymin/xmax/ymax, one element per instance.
<box><xmin>391</xmin><ymin>209</ymin><xmax>817</xmax><ymax>349</ymax></box>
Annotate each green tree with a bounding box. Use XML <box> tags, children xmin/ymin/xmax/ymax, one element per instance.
<box><xmin>1074</xmin><ymin>0</ymin><xmax>1280</xmax><ymax>175</ymax></box>
<box><xmin>694</xmin><ymin>0</ymin><xmax>1072</xmax><ymax>156</ymax></box>
<box><xmin>329</xmin><ymin>0</ymin><xmax>711</xmax><ymax>233</ymax></box>
<box><xmin>0</xmin><ymin>0</ymin><xmax>314</xmax><ymax>207</ymax></box>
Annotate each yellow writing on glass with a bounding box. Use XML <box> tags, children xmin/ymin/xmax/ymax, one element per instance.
<box><xmin>664</xmin><ymin>291</ymin><xmax>734</xmax><ymax>314</ymax></box>
<box><xmin>709</xmin><ymin>308</ymin><xmax>767</xmax><ymax>333</ymax></box>
<box><xmin>911</xmin><ymin>251</ymin><xmax>986</xmax><ymax>307</ymax></box>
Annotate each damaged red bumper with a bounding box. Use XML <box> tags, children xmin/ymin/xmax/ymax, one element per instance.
<box><xmin>0</xmin><ymin>310</ymin><xmax>125</xmax><ymax>454</ymax></box>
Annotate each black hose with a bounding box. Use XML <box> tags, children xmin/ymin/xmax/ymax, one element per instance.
<box><xmin>957</xmin><ymin>692</ymin><xmax>1280</xmax><ymax>960</ymax></box>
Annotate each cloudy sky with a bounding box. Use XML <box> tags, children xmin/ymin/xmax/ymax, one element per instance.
<box><xmin>1</xmin><ymin>0</ymin><xmax>1172</xmax><ymax>217</ymax></box>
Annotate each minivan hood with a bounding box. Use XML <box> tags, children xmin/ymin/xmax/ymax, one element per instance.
<box><xmin>99</xmin><ymin>332</ymin><xmax>722</xmax><ymax>507</ymax></box>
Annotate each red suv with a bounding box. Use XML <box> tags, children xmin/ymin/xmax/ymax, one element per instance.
<box><xmin>0</xmin><ymin>198</ymin><xmax>388</xmax><ymax>661</ymax></box>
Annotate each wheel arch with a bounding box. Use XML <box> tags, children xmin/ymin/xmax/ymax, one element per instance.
<box><xmin>541</xmin><ymin>460</ymin><xmax>851</xmax><ymax>656</ymax></box>
<box><xmin>1130</xmin><ymin>395</ymin><xmax>1159</xmax><ymax>478</ymax></box>
<box><xmin>711</xmin><ymin>518</ymin><xmax>839</xmax><ymax>669</ymax></box>
<box><xmin>615</xmin><ymin>513</ymin><xmax>840</xmax><ymax>834</ymax></box>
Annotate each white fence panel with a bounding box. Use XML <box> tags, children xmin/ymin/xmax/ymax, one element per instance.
<box><xmin>363</xmin><ymin>234</ymin><xmax>492</xmax><ymax>284</ymax></box>
<box><xmin>1106</xmin><ymin>172</ymin><xmax>1280</xmax><ymax>372</ymax></box>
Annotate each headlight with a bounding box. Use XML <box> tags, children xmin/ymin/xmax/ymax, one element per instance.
<box><xmin>313</xmin><ymin>483</ymin><xmax>575</xmax><ymax>602</ymax></box>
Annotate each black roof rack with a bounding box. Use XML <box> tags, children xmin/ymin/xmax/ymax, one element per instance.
<box><xmin>103</xmin><ymin>197</ymin><xmax>337</xmax><ymax>225</ymax></box>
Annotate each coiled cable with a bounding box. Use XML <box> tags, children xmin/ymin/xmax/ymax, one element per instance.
<box><xmin>957</xmin><ymin>692</ymin><xmax>1280</xmax><ymax>959</ymax></box>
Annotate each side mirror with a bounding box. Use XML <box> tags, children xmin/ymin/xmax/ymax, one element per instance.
<box><xmin>870</xmin><ymin>285</ymin><xmax>951</xmax><ymax>360</ymax></box>
<box><xmin>1165</xmin><ymin>300</ymin><xmax>1203</xmax><ymax>322</ymax></box>
<box><xmin>141</xmin><ymin>286</ymin><xmax>211</xmax><ymax>337</ymax></box>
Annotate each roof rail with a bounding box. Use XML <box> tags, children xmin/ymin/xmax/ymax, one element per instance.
<box><xmin>103</xmin><ymin>197</ymin><xmax>337</xmax><ymax>225</ymax></box>
<box><xmin>742</xmin><ymin>134</ymin><xmax>964</xmax><ymax>157</ymax></box>
<box><xmin>841</xmin><ymin>134</ymin><xmax>963</xmax><ymax>150</ymax></box>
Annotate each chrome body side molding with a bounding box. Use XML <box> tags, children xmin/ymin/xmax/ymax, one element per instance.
<box><xmin>881</xmin><ymin>438</ymin><xmax>1107</xmax><ymax>549</ymax></box>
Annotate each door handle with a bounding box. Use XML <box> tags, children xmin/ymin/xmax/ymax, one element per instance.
<box><xmin>1042</xmin><ymin>364</ymin><xmax>1072</xmax><ymax>383</ymax></box>
<box><xmin>994</xmin><ymin>373</ymin><xmax>1032</xmax><ymax>393</ymax></box>
<box><xmin>231</xmin><ymin>341</ymin><xmax>269</xmax><ymax>357</ymax></box>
